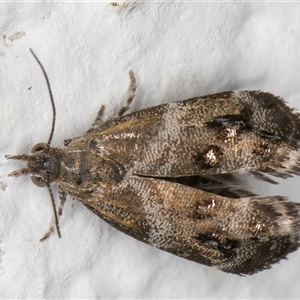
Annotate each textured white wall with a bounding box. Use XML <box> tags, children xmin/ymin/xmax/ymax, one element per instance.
<box><xmin>1</xmin><ymin>2</ymin><xmax>300</xmax><ymax>299</ymax></box>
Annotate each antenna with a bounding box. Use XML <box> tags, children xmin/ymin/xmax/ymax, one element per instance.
<box><xmin>29</xmin><ymin>48</ymin><xmax>56</xmax><ymax>152</ymax></box>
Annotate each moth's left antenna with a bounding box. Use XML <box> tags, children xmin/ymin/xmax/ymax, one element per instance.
<box><xmin>29</xmin><ymin>48</ymin><xmax>56</xmax><ymax>152</ymax></box>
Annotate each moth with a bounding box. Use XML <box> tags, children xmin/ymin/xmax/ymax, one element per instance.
<box><xmin>6</xmin><ymin>49</ymin><xmax>300</xmax><ymax>275</ymax></box>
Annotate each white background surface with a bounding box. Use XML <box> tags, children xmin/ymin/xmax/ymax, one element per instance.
<box><xmin>1</xmin><ymin>2</ymin><xmax>300</xmax><ymax>299</ymax></box>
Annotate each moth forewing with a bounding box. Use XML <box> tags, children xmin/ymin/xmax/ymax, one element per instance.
<box><xmin>6</xmin><ymin>49</ymin><xmax>300</xmax><ymax>275</ymax></box>
<box><xmin>83</xmin><ymin>90</ymin><xmax>300</xmax><ymax>184</ymax></box>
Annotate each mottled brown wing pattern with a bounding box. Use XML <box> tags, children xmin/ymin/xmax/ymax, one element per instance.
<box><xmin>56</xmin><ymin>90</ymin><xmax>300</xmax><ymax>275</ymax></box>
<box><xmin>78</xmin><ymin>175</ymin><xmax>300</xmax><ymax>275</ymax></box>
<box><xmin>84</xmin><ymin>91</ymin><xmax>300</xmax><ymax>180</ymax></box>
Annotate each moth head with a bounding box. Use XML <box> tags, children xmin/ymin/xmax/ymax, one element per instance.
<box><xmin>6</xmin><ymin>142</ymin><xmax>61</xmax><ymax>187</ymax></box>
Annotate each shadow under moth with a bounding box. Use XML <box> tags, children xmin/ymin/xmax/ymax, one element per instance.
<box><xmin>6</xmin><ymin>49</ymin><xmax>300</xmax><ymax>275</ymax></box>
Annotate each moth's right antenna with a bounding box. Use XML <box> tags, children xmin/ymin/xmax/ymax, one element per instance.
<box><xmin>29</xmin><ymin>48</ymin><xmax>56</xmax><ymax>153</ymax></box>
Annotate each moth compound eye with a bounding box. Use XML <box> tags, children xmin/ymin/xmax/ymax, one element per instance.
<box><xmin>31</xmin><ymin>142</ymin><xmax>47</xmax><ymax>153</ymax></box>
<box><xmin>31</xmin><ymin>176</ymin><xmax>46</xmax><ymax>187</ymax></box>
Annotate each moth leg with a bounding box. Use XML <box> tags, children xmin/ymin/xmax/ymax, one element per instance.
<box><xmin>39</xmin><ymin>218</ymin><xmax>55</xmax><ymax>241</ymax></box>
<box><xmin>58</xmin><ymin>187</ymin><xmax>67</xmax><ymax>217</ymax></box>
<box><xmin>87</xmin><ymin>70</ymin><xmax>136</xmax><ymax>131</ymax></box>
<box><xmin>93</xmin><ymin>104</ymin><xmax>106</xmax><ymax>125</ymax></box>
<box><xmin>39</xmin><ymin>186</ymin><xmax>67</xmax><ymax>241</ymax></box>
<box><xmin>117</xmin><ymin>70</ymin><xmax>137</xmax><ymax>117</ymax></box>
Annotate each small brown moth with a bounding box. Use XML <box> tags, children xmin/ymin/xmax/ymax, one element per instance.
<box><xmin>6</xmin><ymin>49</ymin><xmax>300</xmax><ymax>275</ymax></box>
